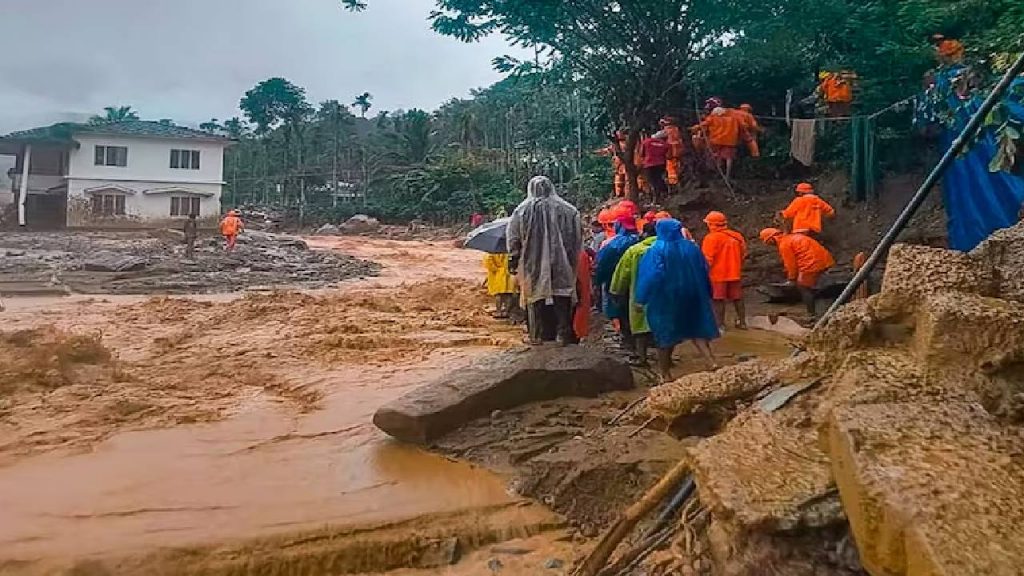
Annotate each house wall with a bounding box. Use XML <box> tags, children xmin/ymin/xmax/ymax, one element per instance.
<box><xmin>66</xmin><ymin>179</ymin><xmax>222</xmax><ymax>228</ymax></box>
<box><xmin>69</xmin><ymin>135</ymin><xmax>225</xmax><ymax>185</ymax></box>
<box><xmin>64</xmin><ymin>134</ymin><xmax>225</xmax><ymax>228</ymax></box>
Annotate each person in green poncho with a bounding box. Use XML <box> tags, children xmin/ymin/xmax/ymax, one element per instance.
<box><xmin>610</xmin><ymin>221</ymin><xmax>658</xmax><ymax>367</ymax></box>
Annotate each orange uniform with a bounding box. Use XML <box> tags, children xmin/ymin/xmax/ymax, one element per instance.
<box><xmin>781</xmin><ymin>193</ymin><xmax>835</xmax><ymax>234</ymax></box>
<box><xmin>661</xmin><ymin>124</ymin><xmax>685</xmax><ymax>185</ymax></box>
<box><xmin>694</xmin><ymin>113</ymin><xmax>742</xmax><ymax>147</ymax></box>
<box><xmin>777</xmin><ymin>233</ymin><xmax>835</xmax><ymax>287</ymax></box>
<box><xmin>702</xmin><ymin>227</ymin><xmax>747</xmax><ymax>283</ymax></box>
<box><xmin>819</xmin><ymin>74</ymin><xmax>853</xmax><ymax>104</ymax></box>
<box><xmin>574</xmin><ymin>250</ymin><xmax>594</xmax><ymax>340</ymax></box>
<box><xmin>729</xmin><ymin>108</ymin><xmax>760</xmax><ymax>157</ymax></box>
<box><xmin>219</xmin><ymin>213</ymin><xmax>243</xmax><ymax>251</ymax></box>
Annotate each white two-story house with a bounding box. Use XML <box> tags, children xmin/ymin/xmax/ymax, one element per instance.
<box><xmin>0</xmin><ymin>120</ymin><xmax>231</xmax><ymax>228</ymax></box>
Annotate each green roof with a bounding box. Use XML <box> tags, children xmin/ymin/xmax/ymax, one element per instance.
<box><xmin>2</xmin><ymin>120</ymin><xmax>230</xmax><ymax>144</ymax></box>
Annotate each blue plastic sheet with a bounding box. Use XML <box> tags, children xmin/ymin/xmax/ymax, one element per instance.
<box><xmin>921</xmin><ymin>68</ymin><xmax>1024</xmax><ymax>251</ymax></box>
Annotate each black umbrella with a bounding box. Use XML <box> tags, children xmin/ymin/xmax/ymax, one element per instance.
<box><xmin>464</xmin><ymin>217</ymin><xmax>511</xmax><ymax>253</ymax></box>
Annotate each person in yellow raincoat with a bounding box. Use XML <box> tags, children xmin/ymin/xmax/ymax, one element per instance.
<box><xmin>483</xmin><ymin>252</ymin><xmax>517</xmax><ymax>318</ymax></box>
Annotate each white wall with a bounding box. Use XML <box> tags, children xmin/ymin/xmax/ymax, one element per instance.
<box><xmin>66</xmin><ymin>178</ymin><xmax>221</xmax><ymax>226</ymax></box>
<box><xmin>69</xmin><ymin>134</ymin><xmax>225</xmax><ymax>185</ymax></box>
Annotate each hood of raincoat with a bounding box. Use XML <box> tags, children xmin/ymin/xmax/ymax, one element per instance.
<box><xmin>507</xmin><ymin>176</ymin><xmax>583</xmax><ymax>304</ymax></box>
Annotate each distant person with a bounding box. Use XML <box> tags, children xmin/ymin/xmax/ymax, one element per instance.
<box><xmin>219</xmin><ymin>210</ymin><xmax>243</xmax><ymax>252</ymax></box>
<box><xmin>610</xmin><ymin>221</ymin><xmax>658</xmax><ymax>366</ymax></box>
<box><xmin>780</xmin><ymin>182</ymin><xmax>835</xmax><ymax>235</ymax></box>
<box><xmin>595</xmin><ymin>214</ymin><xmax>641</xmax><ymax>351</ymax></box>
<box><xmin>507</xmin><ymin>176</ymin><xmax>582</xmax><ymax>346</ymax></box>
<box><xmin>637</xmin><ymin>218</ymin><xmax>720</xmax><ymax>380</ymax></box>
<box><xmin>574</xmin><ymin>247</ymin><xmax>595</xmax><ymax>342</ymax></box>
<box><xmin>701</xmin><ymin>211</ymin><xmax>748</xmax><ymax>330</ymax></box>
<box><xmin>731</xmin><ymin>104</ymin><xmax>762</xmax><ymax>158</ymax></box>
<box><xmin>639</xmin><ymin>132</ymin><xmax>670</xmax><ymax>202</ymax></box>
<box><xmin>471</xmin><ymin>212</ymin><xmax>485</xmax><ymax>228</ymax></box>
<box><xmin>495</xmin><ymin>205</ymin><xmax>508</xmax><ymax>218</ymax></box>
<box><xmin>183</xmin><ymin>213</ymin><xmax>198</xmax><ymax>259</ymax></box>
<box><xmin>483</xmin><ymin>252</ymin><xmax>517</xmax><ymax>319</ymax></box>
<box><xmin>759</xmin><ymin>228</ymin><xmax>836</xmax><ymax>317</ymax></box>
<box><xmin>691</xmin><ymin>107</ymin><xmax>743</xmax><ymax>181</ymax></box>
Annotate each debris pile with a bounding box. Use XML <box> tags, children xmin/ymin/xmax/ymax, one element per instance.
<box><xmin>584</xmin><ymin>222</ymin><xmax>1024</xmax><ymax>576</ymax></box>
<box><xmin>0</xmin><ymin>230</ymin><xmax>378</xmax><ymax>294</ymax></box>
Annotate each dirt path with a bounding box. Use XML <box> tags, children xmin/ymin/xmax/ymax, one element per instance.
<box><xmin>0</xmin><ymin>238</ymin><xmax>551</xmax><ymax>574</ymax></box>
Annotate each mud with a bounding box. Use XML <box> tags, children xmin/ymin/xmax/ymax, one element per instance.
<box><xmin>0</xmin><ymin>229</ymin><xmax>378</xmax><ymax>295</ymax></box>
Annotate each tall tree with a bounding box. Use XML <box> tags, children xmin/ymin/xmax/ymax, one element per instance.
<box><xmin>89</xmin><ymin>106</ymin><xmax>139</xmax><ymax>124</ymax></box>
<box><xmin>199</xmin><ymin>118</ymin><xmax>224</xmax><ymax>134</ymax></box>
<box><xmin>353</xmin><ymin>92</ymin><xmax>374</xmax><ymax>118</ymax></box>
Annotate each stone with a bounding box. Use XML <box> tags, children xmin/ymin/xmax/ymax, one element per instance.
<box><xmin>912</xmin><ymin>292</ymin><xmax>1024</xmax><ymax>370</ymax></box>
<box><xmin>970</xmin><ymin>220</ymin><xmax>1024</xmax><ymax>303</ymax></box>
<box><xmin>487</xmin><ymin>558</ymin><xmax>504</xmax><ymax>572</ymax></box>
<box><xmin>340</xmin><ymin>214</ymin><xmax>381</xmax><ymax>234</ymax></box>
<box><xmin>544</xmin><ymin>558</ymin><xmax>564</xmax><ymax>570</ymax></box>
<box><xmin>314</xmin><ymin>223</ymin><xmax>341</xmax><ymax>236</ymax></box>
<box><xmin>881</xmin><ymin>243</ymin><xmax>995</xmax><ymax>302</ymax></box>
<box><xmin>83</xmin><ymin>252</ymin><xmax>148</xmax><ymax>273</ymax></box>
<box><xmin>646</xmin><ymin>360</ymin><xmax>778</xmax><ymax>423</ymax></box>
<box><xmin>828</xmin><ymin>400</ymin><xmax>1024</xmax><ymax>576</ymax></box>
<box><xmin>373</xmin><ymin>347</ymin><xmax>634</xmax><ymax>444</ymax></box>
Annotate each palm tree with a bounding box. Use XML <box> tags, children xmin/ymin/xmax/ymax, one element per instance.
<box><xmin>89</xmin><ymin>106</ymin><xmax>139</xmax><ymax>125</ymax></box>
<box><xmin>353</xmin><ymin>92</ymin><xmax>373</xmax><ymax>118</ymax></box>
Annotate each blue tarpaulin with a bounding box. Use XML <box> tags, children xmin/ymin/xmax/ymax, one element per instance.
<box><xmin>919</xmin><ymin>67</ymin><xmax>1024</xmax><ymax>251</ymax></box>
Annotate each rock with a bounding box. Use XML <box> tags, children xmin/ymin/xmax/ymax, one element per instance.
<box><xmin>340</xmin><ymin>214</ymin><xmax>381</xmax><ymax>234</ymax></box>
<box><xmin>314</xmin><ymin>223</ymin><xmax>341</xmax><ymax>236</ymax></box>
<box><xmin>83</xmin><ymin>252</ymin><xmax>148</xmax><ymax>273</ymax></box>
<box><xmin>373</xmin><ymin>347</ymin><xmax>634</xmax><ymax>444</ymax></box>
<box><xmin>544</xmin><ymin>558</ymin><xmax>564</xmax><ymax>570</ymax></box>
<box><xmin>487</xmin><ymin>558</ymin><xmax>504</xmax><ymax>573</ymax></box>
<box><xmin>646</xmin><ymin>360</ymin><xmax>779</xmax><ymax>424</ymax></box>
<box><xmin>4</xmin><ymin>250</ymin><xmax>25</xmax><ymax>257</ymax></box>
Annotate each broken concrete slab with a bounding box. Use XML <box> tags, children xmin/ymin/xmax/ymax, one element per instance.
<box><xmin>828</xmin><ymin>400</ymin><xmax>1024</xmax><ymax>576</ymax></box>
<box><xmin>690</xmin><ymin>411</ymin><xmax>841</xmax><ymax>533</ymax></box>
<box><xmin>373</xmin><ymin>346</ymin><xmax>634</xmax><ymax>444</ymax></box>
<box><xmin>881</xmin><ymin>243</ymin><xmax>995</xmax><ymax>302</ymax></box>
<box><xmin>912</xmin><ymin>292</ymin><xmax>1024</xmax><ymax>370</ymax></box>
<box><xmin>646</xmin><ymin>360</ymin><xmax>779</xmax><ymax>424</ymax></box>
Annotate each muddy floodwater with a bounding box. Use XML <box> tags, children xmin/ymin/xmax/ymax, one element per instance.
<box><xmin>0</xmin><ymin>237</ymin><xmax>794</xmax><ymax>574</ymax></box>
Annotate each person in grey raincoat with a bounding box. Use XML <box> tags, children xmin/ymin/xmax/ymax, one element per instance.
<box><xmin>507</xmin><ymin>176</ymin><xmax>583</xmax><ymax>345</ymax></box>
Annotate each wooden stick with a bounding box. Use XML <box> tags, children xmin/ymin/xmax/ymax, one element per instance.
<box><xmin>607</xmin><ymin>396</ymin><xmax>646</xmax><ymax>426</ymax></box>
<box><xmin>572</xmin><ymin>458</ymin><xmax>691</xmax><ymax>576</ymax></box>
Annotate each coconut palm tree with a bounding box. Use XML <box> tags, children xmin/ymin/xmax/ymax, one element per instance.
<box><xmin>89</xmin><ymin>106</ymin><xmax>139</xmax><ymax>125</ymax></box>
<box><xmin>353</xmin><ymin>92</ymin><xmax>373</xmax><ymax>118</ymax></box>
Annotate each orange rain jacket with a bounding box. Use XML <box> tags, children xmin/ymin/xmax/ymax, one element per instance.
<box><xmin>777</xmin><ymin>233</ymin><xmax>835</xmax><ymax>281</ymax></box>
<box><xmin>701</xmin><ymin>226</ymin><xmax>747</xmax><ymax>283</ymax></box>
<box><xmin>819</xmin><ymin>75</ymin><xmax>853</xmax><ymax>104</ymax></box>
<box><xmin>781</xmin><ymin>193</ymin><xmax>835</xmax><ymax>234</ymax></box>
<box><xmin>219</xmin><ymin>215</ymin><xmax>242</xmax><ymax>236</ymax></box>
<box><xmin>693</xmin><ymin>113</ymin><xmax>742</xmax><ymax>147</ymax></box>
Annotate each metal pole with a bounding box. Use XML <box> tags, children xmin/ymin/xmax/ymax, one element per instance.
<box><xmin>814</xmin><ymin>49</ymin><xmax>1024</xmax><ymax>332</ymax></box>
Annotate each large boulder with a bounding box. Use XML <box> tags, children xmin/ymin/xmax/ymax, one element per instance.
<box><xmin>313</xmin><ymin>223</ymin><xmax>341</xmax><ymax>236</ymax></box>
<box><xmin>340</xmin><ymin>214</ymin><xmax>381</xmax><ymax>234</ymax></box>
<box><xmin>373</xmin><ymin>346</ymin><xmax>634</xmax><ymax>444</ymax></box>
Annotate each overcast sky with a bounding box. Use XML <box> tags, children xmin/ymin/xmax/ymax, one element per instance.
<box><xmin>0</xmin><ymin>0</ymin><xmax>522</xmax><ymax>134</ymax></box>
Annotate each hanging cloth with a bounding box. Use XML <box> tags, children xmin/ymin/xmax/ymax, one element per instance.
<box><xmin>850</xmin><ymin>116</ymin><xmax>878</xmax><ymax>201</ymax></box>
<box><xmin>790</xmin><ymin>119</ymin><xmax>817</xmax><ymax>166</ymax></box>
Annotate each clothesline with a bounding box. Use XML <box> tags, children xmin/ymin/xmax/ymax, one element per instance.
<box><xmin>751</xmin><ymin>96</ymin><xmax>916</xmax><ymax>124</ymax></box>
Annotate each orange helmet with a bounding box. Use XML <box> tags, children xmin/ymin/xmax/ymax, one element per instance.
<box><xmin>654</xmin><ymin>210</ymin><xmax>673</xmax><ymax>221</ymax></box>
<box><xmin>703</xmin><ymin>211</ymin><xmax>728</xmax><ymax>226</ymax></box>
<box><xmin>617</xmin><ymin>200</ymin><xmax>639</xmax><ymax>216</ymax></box>
<box><xmin>759</xmin><ymin>228</ymin><xmax>783</xmax><ymax>243</ymax></box>
<box><xmin>795</xmin><ymin>182</ymin><xmax>815</xmax><ymax>195</ymax></box>
<box><xmin>597</xmin><ymin>208</ymin><xmax>615</xmax><ymax>225</ymax></box>
<box><xmin>739</xmin><ymin>104</ymin><xmax>753</xmax><ymax>112</ymax></box>
<box><xmin>643</xmin><ymin>210</ymin><xmax>657</xmax><ymax>221</ymax></box>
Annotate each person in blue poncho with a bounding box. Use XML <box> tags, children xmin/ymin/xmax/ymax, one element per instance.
<box><xmin>594</xmin><ymin>213</ymin><xmax>640</xmax><ymax>350</ymax></box>
<box><xmin>636</xmin><ymin>218</ymin><xmax>720</xmax><ymax>380</ymax></box>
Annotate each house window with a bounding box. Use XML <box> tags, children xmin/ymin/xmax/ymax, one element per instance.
<box><xmin>170</xmin><ymin>149</ymin><xmax>201</xmax><ymax>170</ymax></box>
<box><xmin>91</xmin><ymin>194</ymin><xmax>126</xmax><ymax>217</ymax></box>
<box><xmin>170</xmin><ymin>196</ymin><xmax>201</xmax><ymax>217</ymax></box>
<box><xmin>94</xmin><ymin>145</ymin><xmax>128</xmax><ymax>167</ymax></box>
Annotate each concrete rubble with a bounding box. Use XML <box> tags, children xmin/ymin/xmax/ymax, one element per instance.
<box><xmin>373</xmin><ymin>346</ymin><xmax>635</xmax><ymax>444</ymax></box>
<box><xmin>639</xmin><ymin>222</ymin><xmax>1024</xmax><ymax>575</ymax></box>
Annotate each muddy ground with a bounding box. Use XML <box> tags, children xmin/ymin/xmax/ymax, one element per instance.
<box><xmin>0</xmin><ymin>229</ymin><xmax>379</xmax><ymax>295</ymax></box>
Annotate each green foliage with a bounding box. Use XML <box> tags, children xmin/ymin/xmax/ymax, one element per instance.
<box><xmin>352</xmin><ymin>92</ymin><xmax>373</xmax><ymax>118</ymax></box>
<box><xmin>89</xmin><ymin>106</ymin><xmax>139</xmax><ymax>125</ymax></box>
<box><xmin>240</xmin><ymin>78</ymin><xmax>313</xmax><ymax>134</ymax></box>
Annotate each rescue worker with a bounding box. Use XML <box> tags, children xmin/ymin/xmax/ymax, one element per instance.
<box><xmin>731</xmin><ymin>104</ymin><xmax>762</xmax><ymax>158</ymax></box>
<box><xmin>596</xmin><ymin>131</ymin><xmax>630</xmax><ymax>197</ymax></box>
<box><xmin>483</xmin><ymin>252</ymin><xmax>517</xmax><ymax>319</ymax></box>
<box><xmin>508</xmin><ymin>176</ymin><xmax>582</xmax><ymax>346</ymax></box>
<box><xmin>595</xmin><ymin>214</ymin><xmax>641</xmax><ymax>351</ymax></box>
<box><xmin>658</xmin><ymin>117</ymin><xmax>685</xmax><ymax>188</ymax></box>
<box><xmin>610</xmin><ymin>221</ymin><xmax>658</xmax><ymax>366</ymax></box>
<box><xmin>780</xmin><ymin>182</ymin><xmax>836</xmax><ymax>235</ymax></box>
<box><xmin>639</xmin><ymin>132</ymin><xmax>670</xmax><ymax>203</ymax></box>
<box><xmin>759</xmin><ymin>228</ymin><xmax>836</xmax><ymax>318</ymax></box>
<box><xmin>817</xmin><ymin>71</ymin><xmax>856</xmax><ymax>117</ymax></box>
<box><xmin>219</xmin><ymin>210</ymin><xmax>243</xmax><ymax>252</ymax></box>
<box><xmin>637</xmin><ymin>218</ymin><xmax>720</xmax><ymax>380</ymax></box>
<box><xmin>574</xmin><ymin>248</ymin><xmax>594</xmax><ymax>342</ymax></box>
<box><xmin>701</xmin><ymin>211</ymin><xmax>747</xmax><ymax>330</ymax></box>
<box><xmin>183</xmin><ymin>213</ymin><xmax>198</xmax><ymax>260</ymax></box>
<box><xmin>691</xmin><ymin>107</ymin><xmax>743</xmax><ymax>181</ymax></box>
<box><xmin>931</xmin><ymin>34</ymin><xmax>965</xmax><ymax>65</ymax></box>
<box><xmin>594</xmin><ymin>208</ymin><xmax>616</xmax><ymax>252</ymax></box>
